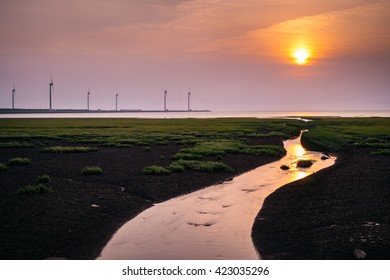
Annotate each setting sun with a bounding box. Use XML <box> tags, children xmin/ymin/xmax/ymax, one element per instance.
<box><xmin>293</xmin><ymin>48</ymin><xmax>310</xmax><ymax>65</ymax></box>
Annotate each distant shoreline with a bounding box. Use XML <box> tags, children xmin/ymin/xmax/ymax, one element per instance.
<box><xmin>0</xmin><ymin>108</ymin><xmax>210</xmax><ymax>114</ymax></box>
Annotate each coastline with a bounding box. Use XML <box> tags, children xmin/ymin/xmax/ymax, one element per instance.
<box><xmin>252</xmin><ymin>147</ymin><xmax>390</xmax><ymax>259</ymax></box>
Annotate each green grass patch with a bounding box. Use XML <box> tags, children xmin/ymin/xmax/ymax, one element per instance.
<box><xmin>143</xmin><ymin>160</ymin><xmax>233</xmax><ymax>175</ymax></box>
<box><xmin>0</xmin><ymin>163</ymin><xmax>7</xmax><ymax>171</ymax></box>
<box><xmin>302</xmin><ymin>117</ymin><xmax>390</xmax><ymax>152</ymax></box>
<box><xmin>37</xmin><ymin>174</ymin><xmax>51</xmax><ymax>183</ymax></box>
<box><xmin>180</xmin><ymin>140</ymin><xmax>246</xmax><ymax>157</ymax></box>
<box><xmin>301</xmin><ymin>128</ymin><xmax>347</xmax><ymax>152</ymax></box>
<box><xmin>243</xmin><ymin>145</ymin><xmax>286</xmax><ymax>156</ymax></box>
<box><xmin>16</xmin><ymin>184</ymin><xmax>53</xmax><ymax>194</ymax></box>
<box><xmin>41</xmin><ymin>146</ymin><xmax>98</xmax><ymax>153</ymax></box>
<box><xmin>143</xmin><ymin>165</ymin><xmax>172</xmax><ymax>175</ymax></box>
<box><xmin>0</xmin><ymin>142</ymin><xmax>34</xmax><ymax>148</ymax></box>
<box><xmin>173</xmin><ymin>140</ymin><xmax>285</xmax><ymax>160</ymax></box>
<box><xmin>0</xmin><ymin>118</ymin><xmax>303</xmax><ymax>146</ymax></box>
<box><xmin>169</xmin><ymin>160</ymin><xmax>233</xmax><ymax>173</ymax></box>
<box><xmin>81</xmin><ymin>166</ymin><xmax>103</xmax><ymax>175</ymax></box>
<box><xmin>166</xmin><ymin>162</ymin><xmax>186</xmax><ymax>173</ymax></box>
<box><xmin>171</xmin><ymin>152</ymin><xmax>203</xmax><ymax>160</ymax></box>
<box><xmin>8</xmin><ymin>157</ymin><xmax>31</xmax><ymax>166</ymax></box>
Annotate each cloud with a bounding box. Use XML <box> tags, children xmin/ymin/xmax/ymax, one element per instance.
<box><xmin>2</xmin><ymin>0</ymin><xmax>384</xmax><ymax>58</ymax></box>
<box><xmin>237</xmin><ymin>1</ymin><xmax>390</xmax><ymax>64</ymax></box>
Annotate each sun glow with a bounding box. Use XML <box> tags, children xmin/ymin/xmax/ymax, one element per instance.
<box><xmin>293</xmin><ymin>48</ymin><xmax>310</xmax><ymax>65</ymax></box>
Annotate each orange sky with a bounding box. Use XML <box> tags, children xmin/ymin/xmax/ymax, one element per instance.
<box><xmin>0</xmin><ymin>0</ymin><xmax>389</xmax><ymax>111</ymax></box>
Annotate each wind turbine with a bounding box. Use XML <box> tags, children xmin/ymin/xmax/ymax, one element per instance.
<box><xmin>87</xmin><ymin>90</ymin><xmax>90</xmax><ymax>110</ymax></box>
<box><xmin>11</xmin><ymin>84</ymin><xmax>15</xmax><ymax>110</ymax></box>
<box><xmin>49</xmin><ymin>77</ymin><xmax>54</xmax><ymax>110</ymax></box>
<box><xmin>187</xmin><ymin>89</ymin><xmax>191</xmax><ymax>111</ymax></box>
<box><xmin>116</xmin><ymin>91</ymin><xmax>119</xmax><ymax>111</ymax></box>
<box><xmin>164</xmin><ymin>88</ymin><xmax>167</xmax><ymax>111</ymax></box>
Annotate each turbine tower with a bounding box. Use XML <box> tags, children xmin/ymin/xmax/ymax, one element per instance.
<box><xmin>11</xmin><ymin>84</ymin><xmax>15</xmax><ymax>110</ymax></box>
<box><xmin>116</xmin><ymin>91</ymin><xmax>119</xmax><ymax>111</ymax></box>
<box><xmin>87</xmin><ymin>90</ymin><xmax>90</xmax><ymax>110</ymax></box>
<box><xmin>49</xmin><ymin>78</ymin><xmax>54</xmax><ymax>110</ymax></box>
<box><xmin>164</xmin><ymin>88</ymin><xmax>167</xmax><ymax>111</ymax></box>
<box><xmin>187</xmin><ymin>90</ymin><xmax>191</xmax><ymax>111</ymax></box>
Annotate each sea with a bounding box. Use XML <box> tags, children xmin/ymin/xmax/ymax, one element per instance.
<box><xmin>0</xmin><ymin>110</ymin><xmax>389</xmax><ymax>119</ymax></box>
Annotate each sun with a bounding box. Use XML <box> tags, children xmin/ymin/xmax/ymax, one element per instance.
<box><xmin>293</xmin><ymin>48</ymin><xmax>310</xmax><ymax>65</ymax></box>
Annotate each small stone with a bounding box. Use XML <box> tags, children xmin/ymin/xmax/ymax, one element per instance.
<box><xmin>280</xmin><ymin>165</ymin><xmax>290</xmax><ymax>170</ymax></box>
<box><xmin>354</xmin><ymin>249</ymin><xmax>367</xmax><ymax>259</ymax></box>
<box><xmin>296</xmin><ymin>160</ymin><xmax>314</xmax><ymax>168</ymax></box>
<box><xmin>361</xmin><ymin>239</ymin><xmax>367</xmax><ymax>243</ymax></box>
<box><xmin>91</xmin><ymin>204</ymin><xmax>100</xmax><ymax>208</ymax></box>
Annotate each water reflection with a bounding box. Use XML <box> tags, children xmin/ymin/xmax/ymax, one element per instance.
<box><xmin>98</xmin><ymin>134</ymin><xmax>335</xmax><ymax>260</ymax></box>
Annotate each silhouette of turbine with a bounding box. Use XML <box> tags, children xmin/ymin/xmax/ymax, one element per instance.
<box><xmin>87</xmin><ymin>90</ymin><xmax>90</xmax><ymax>110</ymax></box>
<box><xmin>188</xmin><ymin>90</ymin><xmax>191</xmax><ymax>111</ymax></box>
<box><xmin>164</xmin><ymin>88</ymin><xmax>167</xmax><ymax>111</ymax></box>
<box><xmin>11</xmin><ymin>84</ymin><xmax>15</xmax><ymax>110</ymax></box>
<box><xmin>116</xmin><ymin>91</ymin><xmax>119</xmax><ymax>111</ymax></box>
<box><xmin>49</xmin><ymin>77</ymin><xmax>54</xmax><ymax>110</ymax></box>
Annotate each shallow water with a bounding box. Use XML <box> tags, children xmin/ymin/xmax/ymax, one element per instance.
<box><xmin>1</xmin><ymin>110</ymin><xmax>389</xmax><ymax>119</ymax></box>
<box><xmin>97</xmin><ymin>134</ymin><xmax>335</xmax><ymax>260</ymax></box>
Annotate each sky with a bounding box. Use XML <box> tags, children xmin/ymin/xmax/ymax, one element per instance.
<box><xmin>0</xmin><ymin>0</ymin><xmax>389</xmax><ymax>111</ymax></box>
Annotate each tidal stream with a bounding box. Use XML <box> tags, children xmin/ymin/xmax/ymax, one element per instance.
<box><xmin>98</xmin><ymin>134</ymin><xmax>335</xmax><ymax>259</ymax></box>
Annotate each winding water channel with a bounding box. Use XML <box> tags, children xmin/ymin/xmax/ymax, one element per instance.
<box><xmin>98</xmin><ymin>134</ymin><xmax>335</xmax><ymax>260</ymax></box>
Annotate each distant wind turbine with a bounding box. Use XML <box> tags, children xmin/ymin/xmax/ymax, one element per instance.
<box><xmin>164</xmin><ymin>88</ymin><xmax>167</xmax><ymax>111</ymax></box>
<box><xmin>188</xmin><ymin>89</ymin><xmax>191</xmax><ymax>111</ymax></box>
<box><xmin>11</xmin><ymin>84</ymin><xmax>15</xmax><ymax>110</ymax></box>
<box><xmin>49</xmin><ymin>77</ymin><xmax>54</xmax><ymax>110</ymax></box>
<box><xmin>87</xmin><ymin>90</ymin><xmax>90</xmax><ymax>110</ymax></box>
<box><xmin>116</xmin><ymin>91</ymin><xmax>119</xmax><ymax>111</ymax></box>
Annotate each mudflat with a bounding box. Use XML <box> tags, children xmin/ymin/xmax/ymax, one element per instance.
<box><xmin>0</xmin><ymin>135</ymin><xmax>283</xmax><ymax>259</ymax></box>
<box><xmin>252</xmin><ymin>147</ymin><xmax>390</xmax><ymax>259</ymax></box>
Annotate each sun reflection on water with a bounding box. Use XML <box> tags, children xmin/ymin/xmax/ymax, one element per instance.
<box><xmin>291</xmin><ymin>142</ymin><xmax>306</xmax><ymax>158</ymax></box>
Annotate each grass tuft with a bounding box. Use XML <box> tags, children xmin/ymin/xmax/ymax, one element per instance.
<box><xmin>169</xmin><ymin>160</ymin><xmax>233</xmax><ymax>173</ymax></box>
<box><xmin>41</xmin><ymin>146</ymin><xmax>98</xmax><ymax>153</ymax></box>
<box><xmin>81</xmin><ymin>166</ymin><xmax>103</xmax><ymax>175</ymax></box>
<box><xmin>0</xmin><ymin>163</ymin><xmax>7</xmax><ymax>171</ymax></box>
<box><xmin>166</xmin><ymin>162</ymin><xmax>185</xmax><ymax>173</ymax></box>
<box><xmin>171</xmin><ymin>152</ymin><xmax>203</xmax><ymax>160</ymax></box>
<box><xmin>16</xmin><ymin>184</ymin><xmax>53</xmax><ymax>194</ymax></box>
<box><xmin>38</xmin><ymin>174</ymin><xmax>51</xmax><ymax>183</ymax></box>
<box><xmin>0</xmin><ymin>142</ymin><xmax>34</xmax><ymax>148</ymax></box>
<box><xmin>143</xmin><ymin>165</ymin><xmax>171</xmax><ymax>175</ymax></box>
<box><xmin>8</xmin><ymin>157</ymin><xmax>31</xmax><ymax>166</ymax></box>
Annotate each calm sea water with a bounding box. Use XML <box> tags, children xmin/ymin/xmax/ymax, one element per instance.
<box><xmin>0</xmin><ymin>110</ymin><xmax>389</xmax><ymax>119</ymax></box>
